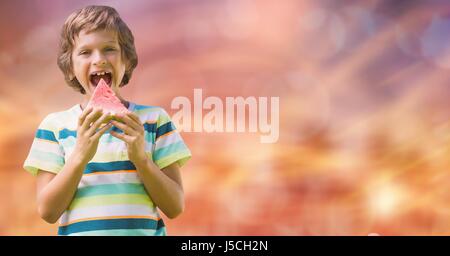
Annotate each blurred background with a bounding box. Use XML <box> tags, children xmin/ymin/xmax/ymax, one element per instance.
<box><xmin>1</xmin><ymin>0</ymin><xmax>450</xmax><ymax>235</ymax></box>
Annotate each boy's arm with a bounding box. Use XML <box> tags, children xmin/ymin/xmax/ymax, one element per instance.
<box><xmin>36</xmin><ymin>108</ymin><xmax>112</xmax><ymax>224</ymax></box>
<box><xmin>110</xmin><ymin>112</ymin><xmax>186</xmax><ymax>219</ymax></box>
<box><xmin>135</xmin><ymin>160</ymin><xmax>185</xmax><ymax>219</ymax></box>
<box><xmin>36</xmin><ymin>154</ymin><xmax>87</xmax><ymax>224</ymax></box>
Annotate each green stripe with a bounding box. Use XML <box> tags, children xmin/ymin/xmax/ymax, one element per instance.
<box><xmin>29</xmin><ymin>149</ymin><xmax>64</xmax><ymax>165</ymax></box>
<box><xmin>24</xmin><ymin>161</ymin><xmax>62</xmax><ymax>175</ymax></box>
<box><xmin>75</xmin><ymin>183</ymin><xmax>147</xmax><ymax>199</ymax></box>
<box><xmin>158</xmin><ymin>115</ymin><xmax>171</xmax><ymax>126</ymax></box>
<box><xmin>68</xmin><ymin>194</ymin><xmax>154</xmax><ymax>210</ymax></box>
<box><xmin>90</xmin><ymin>151</ymin><xmax>152</xmax><ymax>163</ymax></box>
<box><xmin>67</xmin><ymin>228</ymin><xmax>165</xmax><ymax>236</ymax></box>
<box><xmin>155</xmin><ymin>150</ymin><xmax>192</xmax><ymax>169</ymax></box>
<box><xmin>153</xmin><ymin>141</ymin><xmax>188</xmax><ymax>162</ymax></box>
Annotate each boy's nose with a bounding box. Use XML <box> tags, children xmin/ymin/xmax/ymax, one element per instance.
<box><xmin>92</xmin><ymin>52</ymin><xmax>107</xmax><ymax>66</ymax></box>
<box><xmin>94</xmin><ymin>59</ymin><xmax>107</xmax><ymax>66</ymax></box>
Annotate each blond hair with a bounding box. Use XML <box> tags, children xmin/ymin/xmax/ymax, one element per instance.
<box><xmin>57</xmin><ymin>5</ymin><xmax>138</xmax><ymax>94</ymax></box>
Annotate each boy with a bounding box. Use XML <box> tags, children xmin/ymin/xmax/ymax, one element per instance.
<box><xmin>23</xmin><ymin>5</ymin><xmax>191</xmax><ymax>236</ymax></box>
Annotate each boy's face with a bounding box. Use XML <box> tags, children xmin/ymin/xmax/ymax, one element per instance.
<box><xmin>71</xmin><ymin>29</ymin><xmax>127</xmax><ymax>97</ymax></box>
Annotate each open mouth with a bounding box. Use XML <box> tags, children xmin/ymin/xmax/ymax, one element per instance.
<box><xmin>90</xmin><ymin>71</ymin><xmax>112</xmax><ymax>87</ymax></box>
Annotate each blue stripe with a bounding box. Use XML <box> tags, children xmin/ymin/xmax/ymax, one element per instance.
<box><xmin>36</xmin><ymin>129</ymin><xmax>57</xmax><ymax>142</ymax></box>
<box><xmin>144</xmin><ymin>122</ymin><xmax>157</xmax><ymax>134</ymax></box>
<box><xmin>156</xmin><ymin>122</ymin><xmax>175</xmax><ymax>140</ymax></box>
<box><xmin>57</xmin><ymin>122</ymin><xmax>158</xmax><ymax>140</ymax></box>
<box><xmin>134</xmin><ymin>105</ymin><xmax>157</xmax><ymax>111</ymax></box>
<box><xmin>59</xmin><ymin>126</ymin><xmax>126</xmax><ymax>140</ymax></box>
<box><xmin>59</xmin><ymin>128</ymin><xmax>77</xmax><ymax>140</ymax></box>
<box><xmin>84</xmin><ymin>160</ymin><xmax>136</xmax><ymax>174</ymax></box>
<box><xmin>111</xmin><ymin>125</ymin><xmax>123</xmax><ymax>133</ymax></box>
<box><xmin>58</xmin><ymin>218</ymin><xmax>165</xmax><ymax>235</ymax></box>
<box><xmin>111</xmin><ymin>123</ymin><xmax>156</xmax><ymax>134</ymax></box>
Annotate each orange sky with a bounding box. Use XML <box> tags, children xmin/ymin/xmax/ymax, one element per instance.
<box><xmin>1</xmin><ymin>0</ymin><xmax>450</xmax><ymax>235</ymax></box>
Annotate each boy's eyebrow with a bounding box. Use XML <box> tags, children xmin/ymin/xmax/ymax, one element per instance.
<box><xmin>76</xmin><ymin>41</ymin><xmax>119</xmax><ymax>50</ymax></box>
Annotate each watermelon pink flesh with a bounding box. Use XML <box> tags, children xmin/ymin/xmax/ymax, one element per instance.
<box><xmin>87</xmin><ymin>78</ymin><xmax>128</xmax><ymax>114</ymax></box>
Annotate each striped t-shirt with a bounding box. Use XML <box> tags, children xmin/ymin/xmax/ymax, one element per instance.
<box><xmin>23</xmin><ymin>102</ymin><xmax>191</xmax><ymax>236</ymax></box>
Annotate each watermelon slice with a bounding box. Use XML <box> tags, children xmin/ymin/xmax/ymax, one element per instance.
<box><xmin>86</xmin><ymin>78</ymin><xmax>129</xmax><ymax>121</ymax></box>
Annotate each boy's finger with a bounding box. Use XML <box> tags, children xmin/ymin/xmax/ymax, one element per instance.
<box><xmin>110</xmin><ymin>130</ymin><xmax>132</xmax><ymax>143</ymax></box>
<box><xmin>78</xmin><ymin>106</ymin><xmax>93</xmax><ymax>126</ymax></box>
<box><xmin>92</xmin><ymin>122</ymin><xmax>113</xmax><ymax>141</ymax></box>
<box><xmin>112</xmin><ymin>113</ymin><xmax>126</xmax><ymax>123</ymax></box>
<box><xmin>127</xmin><ymin>112</ymin><xmax>141</xmax><ymax>125</ymax></box>
<box><xmin>116</xmin><ymin>113</ymin><xmax>142</xmax><ymax>132</ymax></box>
<box><xmin>111</xmin><ymin>120</ymin><xmax>136</xmax><ymax>135</ymax></box>
<box><xmin>126</xmin><ymin>113</ymin><xmax>144</xmax><ymax>131</ymax></box>
<box><xmin>88</xmin><ymin>112</ymin><xmax>111</xmax><ymax>135</ymax></box>
<box><xmin>82</xmin><ymin>108</ymin><xmax>103</xmax><ymax>130</ymax></box>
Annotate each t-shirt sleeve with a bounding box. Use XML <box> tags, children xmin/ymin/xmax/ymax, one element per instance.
<box><xmin>152</xmin><ymin>108</ymin><xmax>191</xmax><ymax>170</ymax></box>
<box><xmin>23</xmin><ymin>115</ymin><xmax>65</xmax><ymax>176</ymax></box>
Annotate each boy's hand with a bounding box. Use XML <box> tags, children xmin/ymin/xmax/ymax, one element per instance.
<box><xmin>109</xmin><ymin>112</ymin><xmax>147</xmax><ymax>167</ymax></box>
<box><xmin>73</xmin><ymin>107</ymin><xmax>113</xmax><ymax>165</ymax></box>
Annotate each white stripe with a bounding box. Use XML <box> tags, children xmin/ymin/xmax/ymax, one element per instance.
<box><xmin>62</xmin><ymin>142</ymin><xmax>152</xmax><ymax>163</ymax></box>
<box><xmin>98</xmin><ymin>139</ymin><xmax>153</xmax><ymax>152</ymax></box>
<box><xmin>64</xmin><ymin>147</ymin><xmax>75</xmax><ymax>162</ymax></box>
<box><xmin>58</xmin><ymin>133</ymin><xmax>120</xmax><ymax>145</ymax></box>
<box><xmin>59</xmin><ymin>136</ymin><xmax>76</xmax><ymax>149</ymax></box>
<box><xmin>52</xmin><ymin>136</ymin><xmax>154</xmax><ymax>153</ymax></box>
<box><xmin>58</xmin><ymin>131</ymin><xmax>125</xmax><ymax>145</ymax></box>
<box><xmin>155</xmin><ymin>131</ymin><xmax>183</xmax><ymax>150</ymax></box>
<box><xmin>135</xmin><ymin>109</ymin><xmax>161</xmax><ymax>120</ymax></box>
<box><xmin>31</xmin><ymin>139</ymin><xmax>64</xmax><ymax>155</ymax></box>
<box><xmin>58</xmin><ymin>132</ymin><xmax>154</xmax><ymax>150</ymax></box>
<box><xmin>59</xmin><ymin>204</ymin><xmax>159</xmax><ymax>226</ymax></box>
<box><xmin>78</xmin><ymin>172</ymin><xmax>142</xmax><ymax>188</ymax></box>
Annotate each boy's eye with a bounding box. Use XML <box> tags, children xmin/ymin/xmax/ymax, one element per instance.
<box><xmin>79</xmin><ymin>50</ymin><xmax>90</xmax><ymax>55</ymax></box>
<box><xmin>105</xmin><ymin>47</ymin><xmax>116</xmax><ymax>52</ymax></box>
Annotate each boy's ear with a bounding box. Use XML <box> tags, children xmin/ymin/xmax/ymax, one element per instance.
<box><xmin>124</xmin><ymin>58</ymin><xmax>131</xmax><ymax>70</ymax></box>
<box><xmin>121</xmin><ymin>51</ymin><xmax>131</xmax><ymax>70</ymax></box>
<box><xmin>68</xmin><ymin>70</ymin><xmax>75</xmax><ymax>80</ymax></box>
